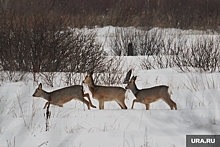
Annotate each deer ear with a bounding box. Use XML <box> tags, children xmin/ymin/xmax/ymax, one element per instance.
<box><xmin>86</xmin><ymin>71</ymin><xmax>93</xmax><ymax>76</ymax></box>
<box><xmin>134</xmin><ymin>76</ymin><xmax>137</xmax><ymax>81</ymax></box>
<box><xmin>131</xmin><ymin>76</ymin><xmax>137</xmax><ymax>83</ymax></box>
<box><xmin>90</xmin><ymin>71</ymin><xmax>94</xmax><ymax>76</ymax></box>
<box><xmin>130</xmin><ymin>76</ymin><xmax>135</xmax><ymax>83</ymax></box>
<box><xmin>38</xmin><ymin>83</ymin><xmax>42</xmax><ymax>90</ymax></box>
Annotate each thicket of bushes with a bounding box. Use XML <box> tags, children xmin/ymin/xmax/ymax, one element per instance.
<box><xmin>0</xmin><ymin>0</ymin><xmax>107</xmax><ymax>73</ymax></box>
<box><xmin>110</xmin><ymin>28</ymin><xmax>220</xmax><ymax>72</ymax></box>
<box><xmin>0</xmin><ymin>0</ymin><xmax>131</xmax><ymax>85</ymax></box>
<box><xmin>1</xmin><ymin>0</ymin><xmax>220</xmax><ymax>85</ymax></box>
<box><xmin>1</xmin><ymin>0</ymin><xmax>220</xmax><ymax>29</ymax></box>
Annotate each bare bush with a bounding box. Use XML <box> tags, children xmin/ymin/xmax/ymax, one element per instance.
<box><xmin>110</xmin><ymin>28</ymin><xmax>172</xmax><ymax>57</ymax></box>
<box><xmin>109</xmin><ymin>28</ymin><xmax>141</xmax><ymax>56</ymax></box>
<box><xmin>172</xmin><ymin>36</ymin><xmax>220</xmax><ymax>72</ymax></box>
<box><xmin>0</xmin><ymin>71</ymin><xmax>29</xmax><ymax>83</ymax></box>
<box><xmin>110</xmin><ymin>28</ymin><xmax>220</xmax><ymax>72</ymax></box>
<box><xmin>1</xmin><ymin>0</ymin><xmax>220</xmax><ymax>29</ymax></box>
<box><xmin>94</xmin><ymin>56</ymin><xmax>127</xmax><ymax>85</ymax></box>
<box><xmin>34</xmin><ymin>56</ymin><xmax>127</xmax><ymax>87</ymax></box>
<box><xmin>0</xmin><ymin>10</ymin><xmax>107</xmax><ymax>83</ymax></box>
<box><xmin>1</xmin><ymin>0</ymin><xmax>124</xmax><ymax>85</ymax></box>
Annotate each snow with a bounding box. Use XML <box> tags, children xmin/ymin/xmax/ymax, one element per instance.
<box><xmin>0</xmin><ymin>27</ymin><xmax>220</xmax><ymax>147</ymax></box>
<box><xmin>1</xmin><ymin>68</ymin><xmax>219</xmax><ymax>147</ymax></box>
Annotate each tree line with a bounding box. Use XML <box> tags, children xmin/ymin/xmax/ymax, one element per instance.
<box><xmin>1</xmin><ymin>0</ymin><xmax>220</xmax><ymax>29</ymax></box>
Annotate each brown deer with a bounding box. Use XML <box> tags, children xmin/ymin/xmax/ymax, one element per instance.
<box><xmin>83</xmin><ymin>72</ymin><xmax>127</xmax><ymax>109</ymax></box>
<box><xmin>32</xmin><ymin>83</ymin><xmax>96</xmax><ymax>109</ymax></box>
<box><xmin>125</xmin><ymin>76</ymin><xmax>177</xmax><ymax>110</ymax></box>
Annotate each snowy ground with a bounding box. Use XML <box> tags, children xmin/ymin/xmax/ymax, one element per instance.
<box><xmin>0</xmin><ymin>27</ymin><xmax>220</xmax><ymax>147</ymax></box>
<box><xmin>0</xmin><ymin>64</ymin><xmax>220</xmax><ymax>147</ymax></box>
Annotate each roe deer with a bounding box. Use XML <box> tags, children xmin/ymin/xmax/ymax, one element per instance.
<box><xmin>32</xmin><ymin>83</ymin><xmax>96</xmax><ymax>109</ymax></box>
<box><xmin>83</xmin><ymin>72</ymin><xmax>127</xmax><ymax>109</ymax></box>
<box><xmin>125</xmin><ymin>76</ymin><xmax>177</xmax><ymax>110</ymax></box>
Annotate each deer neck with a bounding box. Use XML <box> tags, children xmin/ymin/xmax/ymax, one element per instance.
<box><xmin>131</xmin><ymin>84</ymin><xmax>140</xmax><ymax>96</ymax></box>
<box><xmin>87</xmin><ymin>77</ymin><xmax>98</xmax><ymax>94</ymax></box>
<box><xmin>42</xmin><ymin>90</ymin><xmax>51</xmax><ymax>101</ymax></box>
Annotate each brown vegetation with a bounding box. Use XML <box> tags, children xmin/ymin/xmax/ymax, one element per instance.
<box><xmin>0</xmin><ymin>0</ymin><xmax>219</xmax><ymax>82</ymax></box>
<box><xmin>1</xmin><ymin>0</ymin><xmax>220</xmax><ymax>29</ymax></box>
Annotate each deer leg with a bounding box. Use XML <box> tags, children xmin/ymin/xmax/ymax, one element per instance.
<box><xmin>84</xmin><ymin>93</ymin><xmax>96</xmax><ymax>108</ymax></box>
<box><xmin>170</xmin><ymin>99</ymin><xmax>177</xmax><ymax>110</ymax></box>
<box><xmin>115</xmin><ymin>99</ymin><xmax>127</xmax><ymax>109</ymax></box>
<box><xmin>99</xmin><ymin>100</ymin><xmax>104</xmax><ymax>110</ymax></box>
<box><xmin>163</xmin><ymin>99</ymin><xmax>173</xmax><ymax>110</ymax></box>
<box><xmin>131</xmin><ymin>99</ymin><xmax>140</xmax><ymax>109</ymax></box>
<box><xmin>43</xmin><ymin>101</ymin><xmax>50</xmax><ymax>109</ymax></box>
<box><xmin>163</xmin><ymin>94</ymin><xmax>177</xmax><ymax>110</ymax></box>
<box><xmin>79</xmin><ymin>97</ymin><xmax>90</xmax><ymax>110</ymax></box>
<box><xmin>145</xmin><ymin>104</ymin><xmax>150</xmax><ymax>110</ymax></box>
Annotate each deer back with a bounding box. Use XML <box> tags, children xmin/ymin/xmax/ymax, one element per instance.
<box><xmin>92</xmin><ymin>85</ymin><xmax>126</xmax><ymax>101</ymax></box>
<box><xmin>49</xmin><ymin>85</ymin><xmax>84</xmax><ymax>103</ymax></box>
<box><xmin>136</xmin><ymin>85</ymin><xmax>169</xmax><ymax>102</ymax></box>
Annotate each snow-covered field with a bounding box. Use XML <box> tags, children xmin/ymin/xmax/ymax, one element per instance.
<box><xmin>0</xmin><ymin>27</ymin><xmax>220</xmax><ymax>147</ymax></box>
<box><xmin>0</xmin><ymin>64</ymin><xmax>220</xmax><ymax>147</ymax></box>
